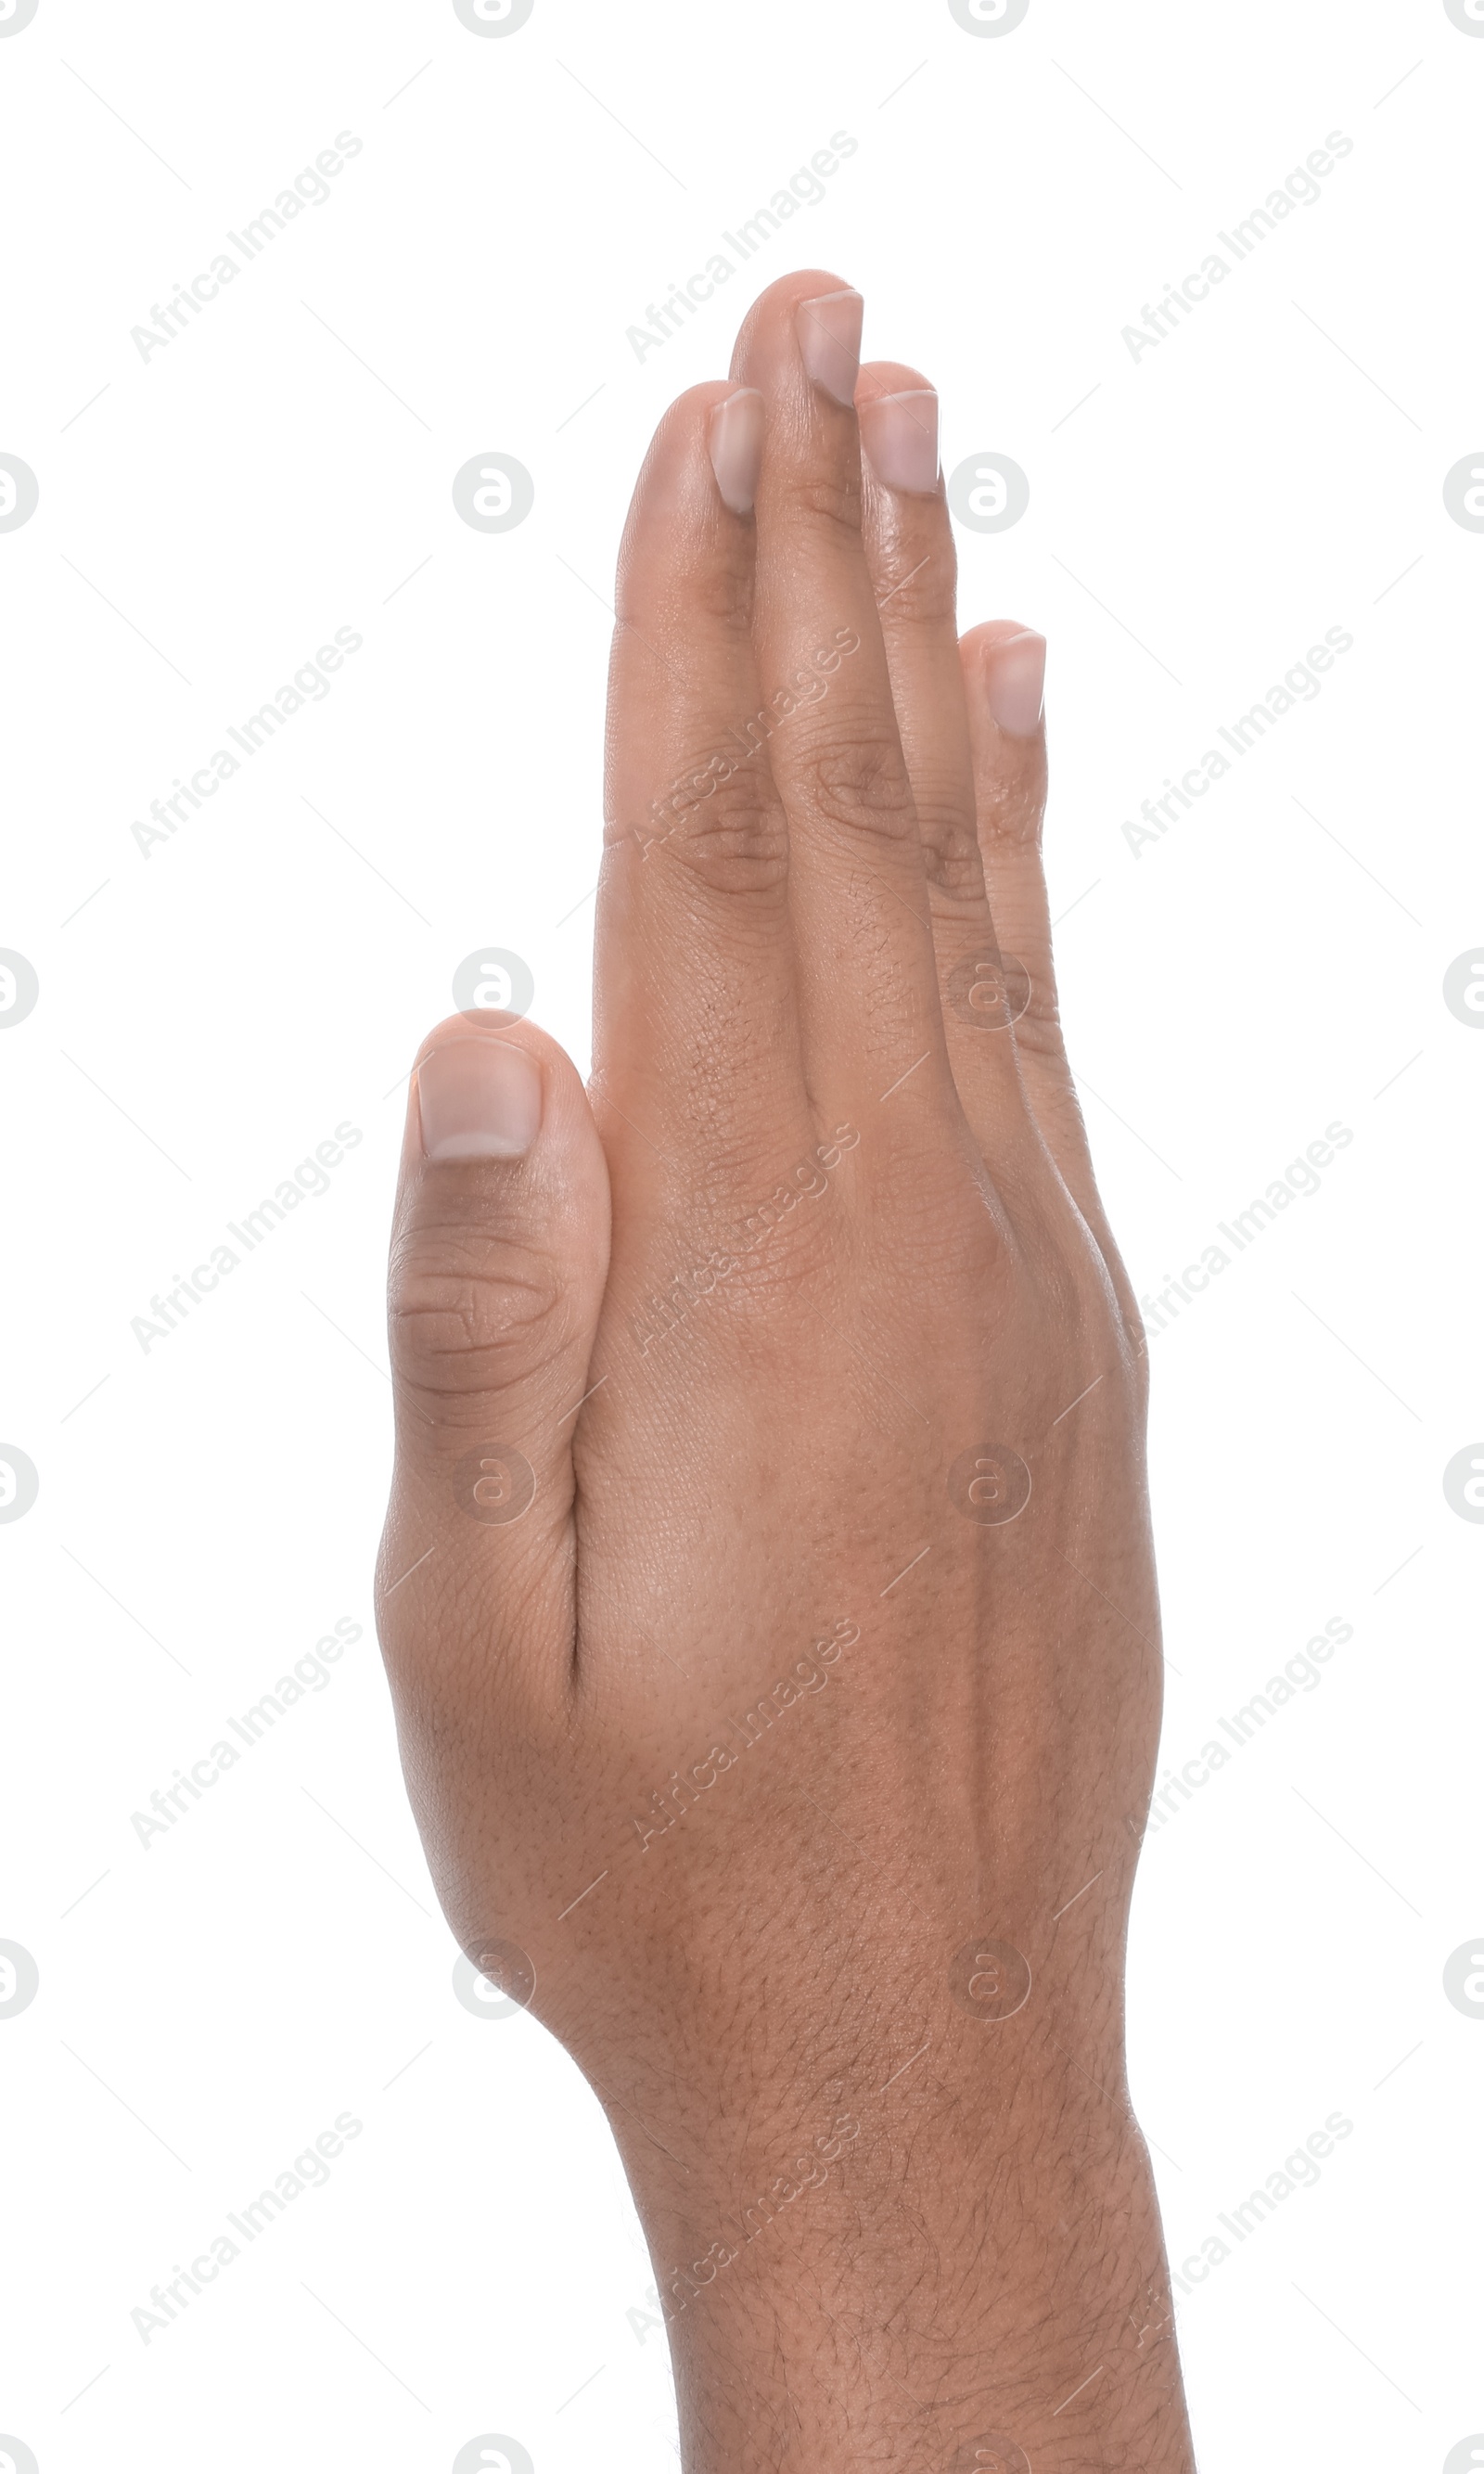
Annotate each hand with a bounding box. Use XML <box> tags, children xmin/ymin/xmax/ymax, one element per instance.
<box><xmin>376</xmin><ymin>270</ymin><xmax>1194</xmax><ymax>2472</ymax></box>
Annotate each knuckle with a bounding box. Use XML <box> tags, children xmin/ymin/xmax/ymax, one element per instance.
<box><xmin>792</xmin><ymin>724</ymin><xmax>915</xmax><ymax>843</ymax></box>
<box><xmin>976</xmin><ymin>763</ymin><xmax>1046</xmax><ymax>852</ymax></box>
<box><xmin>912</xmin><ymin>789</ymin><xmax>985</xmax><ymax>897</ymax></box>
<box><xmin>1022</xmin><ymin>1192</ymin><xmax>1148</xmax><ymax>1410</ymax></box>
<box><xmin>872</xmin><ymin>1151</ymin><xmax>1015</xmax><ymax>1289</ymax></box>
<box><xmin>644</xmin><ymin>547</ymin><xmax>754</xmax><ymax>640</ymax></box>
<box><xmin>660</xmin><ymin>772</ymin><xmax>790</xmax><ymax>899</ymax></box>
<box><xmin>782</xmin><ymin>466</ymin><xmax>864</xmax><ymax>544</ymax></box>
<box><xmin>875</xmin><ymin>546</ymin><xmax>957</xmax><ymax>630</ymax></box>
<box><xmin>686</xmin><ymin>555</ymin><xmax>755</xmax><ymax>637</ymax></box>
<box><xmin>389</xmin><ymin>1232</ymin><xmax>570</xmax><ymax>1409</ymax></box>
<box><xmin>1011</xmin><ymin>978</ymin><xmax>1071</xmax><ymax>1071</ymax></box>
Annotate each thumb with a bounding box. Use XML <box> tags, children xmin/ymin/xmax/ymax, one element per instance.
<box><xmin>377</xmin><ymin>1010</ymin><xmax>610</xmax><ymax>1694</ymax></box>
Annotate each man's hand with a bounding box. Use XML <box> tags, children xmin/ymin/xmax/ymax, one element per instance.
<box><xmin>376</xmin><ymin>272</ymin><xmax>1195</xmax><ymax>2472</ymax></box>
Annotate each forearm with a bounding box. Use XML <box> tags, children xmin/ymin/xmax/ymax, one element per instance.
<box><xmin>619</xmin><ymin>2067</ymin><xmax>1196</xmax><ymax>2471</ymax></box>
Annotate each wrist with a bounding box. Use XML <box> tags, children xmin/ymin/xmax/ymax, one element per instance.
<box><xmin>613</xmin><ymin>2066</ymin><xmax>1193</xmax><ymax>2473</ymax></box>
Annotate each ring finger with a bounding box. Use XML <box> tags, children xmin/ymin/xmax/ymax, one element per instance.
<box><xmin>855</xmin><ymin>359</ymin><xmax>1039</xmax><ymax>1177</ymax></box>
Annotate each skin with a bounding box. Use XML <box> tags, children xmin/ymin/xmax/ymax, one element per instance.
<box><xmin>376</xmin><ymin>270</ymin><xmax>1196</xmax><ymax>2471</ymax></box>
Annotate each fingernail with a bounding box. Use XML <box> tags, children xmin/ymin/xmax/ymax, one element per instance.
<box><xmin>796</xmin><ymin>288</ymin><xmax>864</xmax><ymax>405</ymax></box>
<box><xmin>982</xmin><ymin>630</ymin><xmax>1046</xmax><ymax>738</ymax></box>
<box><xmin>708</xmin><ymin>387</ymin><xmax>765</xmax><ymax>515</ymax></box>
<box><xmin>417</xmin><ymin>1038</ymin><xmax>543</xmax><ymax>1161</ymax></box>
<box><xmin>858</xmin><ymin>389</ymin><xmax>940</xmax><ymax>494</ymax></box>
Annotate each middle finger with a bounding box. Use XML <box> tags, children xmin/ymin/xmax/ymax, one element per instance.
<box><xmin>730</xmin><ymin>274</ymin><xmax>965</xmax><ymax>1151</ymax></box>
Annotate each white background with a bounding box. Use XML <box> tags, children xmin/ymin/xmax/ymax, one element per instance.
<box><xmin>1</xmin><ymin>0</ymin><xmax>1480</xmax><ymax>2467</ymax></box>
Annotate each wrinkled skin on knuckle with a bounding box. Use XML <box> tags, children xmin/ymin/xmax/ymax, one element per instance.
<box><xmin>792</xmin><ymin>721</ymin><xmax>916</xmax><ymax>843</ymax></box>
<box><xmin>662</xmin><ymin>775</ymin><xmax>790</xmax><ymax>900</ymax></box>
<box><xmin>1010</xmin><ymin>974</ymin><xmax>1071</xmax><ymax>1070</ymax></box>
<box><xmin>668</xmin><ymin>547</ymin><xmax>755</xmax><ymax>640</ymax></box>
<box><xmin>912</xmin><ymin>787</ymin><xmax>986</xmax><ymax>896</ymax></box>
<box><xmin>977</xmin><ymin>761</ymin><xmax>1046</xmax><ymax>853</ymax></box>
<box><xmin>717</xmin><ymin>1185</ymin><xmax>852</xmax><ymax>1333</ymax></box>
<box><xmin>873</xmin><ymin>543</ymin><xmax>957</xmax><ymax>632</ymax></box>
<box><xmin>783</xmin><ymin>464</ymin><xmax>864</xmax><ymax>545</ymax></box>
<box><xmin>616</xmin><ymin>544</ymin><xmax>754</xmax><ymax>652</ymax></box>
<box><xmin>389</xmin><ymin>1231</ymin><xmax>571</xmax><ymax>1406</ymax></box>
